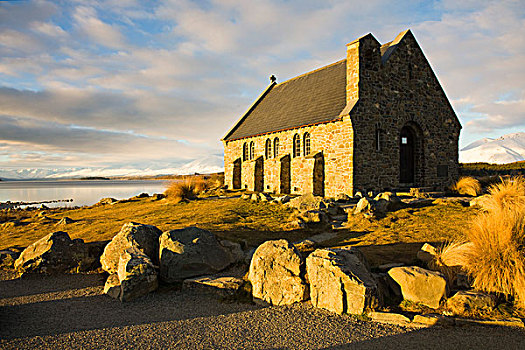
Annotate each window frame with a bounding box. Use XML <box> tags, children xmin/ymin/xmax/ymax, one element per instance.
<box><xmin>242</xmin><ymin>142</ymin><xmax>248</xmax><ymax>161</ymax></box>
<box><xmin>249</xmin><ymin>141</ymin><xmax>255</xmax><ymax>160</ymax></box>
<box><xmin>293</xmin><ymin>134</ymin><xmax>300</xmax><ymax>158</ymax></box>
<box><xmin>265</xmin><ymin>139</ymin><xmax>271</xmax><ymax>159</ymax></box>
<box><xmin>303</xmin><ymin>132</ymin><xmax>311</xmax><ymax>156</ymax></box>
<box><xmin>273</xmin><ymin>138</ymin><xmax>279</xmax><ymax>158</ymax></box>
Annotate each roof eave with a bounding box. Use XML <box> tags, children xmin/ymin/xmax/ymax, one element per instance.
<box><xmin>222</xmin><ymin>82</ymin><xmax>277</xmax><ymax>141</ymax></box>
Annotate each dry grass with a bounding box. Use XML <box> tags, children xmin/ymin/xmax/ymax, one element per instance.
<box><xmin>451</xmin><ymin>176</ymin><xmax>482</xmax><ymax>196</ymax></box>
<box><xmin>484</xmin><ymin>176</ymin><xmax>525</xmax><ymax>211</ymax></box>
<box><xmin>164</xmin><ymin>178</ymin><xmax>208</xmax><ymax>202</ymax></box>
<box><xmin>0</xmin><ymin>197</ymin><xmax>309</xmax><ymax>251</ymax></box>
<box><xmin>429</xmin><ymin>241</ymin><xmax>472</xmax><ymax>284</ymax></box>
<box><xmin>464</xmin><ymin>176</ymin><xmax>525</xmax><ymax>307</ymax></box>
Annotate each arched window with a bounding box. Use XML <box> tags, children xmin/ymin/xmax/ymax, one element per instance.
<box><xmin>273</xmin><ymin>138</ymin><xmax>279</xmax><ymax>158</ymax></box>
<box><xmin>249</xmin><ymin>141</ymin><xmax>255</xmax><ymax>160</ymax></box>
<box><xmin>243</xmin><ymin>142</ymin><xmax>248</xmax><ymax>161</ymax></box>
<box><xmin>303</xmin><ymin>132</ymin><xmax>311</xmax><ymax>156</ymax></box>
<box><xmin>293</xmin><ymin>134</ymin><xmax>300</xmax><ymax>157</ymax></box>
<box><xmin>265</xmin><ymin>139</ymin><xmax>271</xmax><ymax>159</ymax></box>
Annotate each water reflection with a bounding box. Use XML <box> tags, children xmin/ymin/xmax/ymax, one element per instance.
<box><xmin>0</xmin><ymin>180</ymin><xmax>170</xmax><ymax>207</ymax></box>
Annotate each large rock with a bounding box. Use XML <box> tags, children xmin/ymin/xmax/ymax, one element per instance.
<box><xmin>159</xmin><ymin>227</ymin><xmax>236</xmax><ymax>282</ymax></box>
<box><xmin>306</xmin><ymin>247</ymin><xmax>378</xmax><ymax>315</ymax></box>
<box><xmin>117</xmin><ymin>247</ymin><xmax>158</xmax><ymax>302</ymax></box>
<box><xmin>446</xmin><ymin>290</ymin><xmax>496</xmax><ymax>315</ymax></box>
<box><xmin>100</xmin><ymin>222</ymin><xmax>162</xmax><ymax>274</ymax></box>
<box><xmin>248</xmin><ymin>239</ymin><xmax>308</xmax><ymax>306</ymax></box>
<box><xmin>14</xmin><ymin>231</ymin><xmax>95</xmax><ymax>273</ymax></box>
<box><xmin>388</xmin><ymin>266</ymin><xmax>447</xmax><ymax>309</ymax></box>
<box><xmin>353</xmin><ymin>197</ymin><xmax>372</xmax><ymax>214</ymax></box>
<box><xmin>286</xmin><ymin>193</ymin><xmax>325</xmax><ymax>211</ymax></box>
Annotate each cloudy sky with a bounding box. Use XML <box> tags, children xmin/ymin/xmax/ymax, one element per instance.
<box><xmin>0</xmin><ymin>0</ymin><xmax>524</xmax><ymax>175</ymax></box>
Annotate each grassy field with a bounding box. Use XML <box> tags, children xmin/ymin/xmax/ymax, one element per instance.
<box><xmin>0</xmin><ymin>195</ymin><xmax>480</xmax><ymax>267</ymax></box>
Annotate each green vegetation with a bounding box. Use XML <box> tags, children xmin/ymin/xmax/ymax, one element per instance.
<box><xmin>460</xmin><ymin>161</ymin><xmax>525</xmax><ymax>177</ymax></box>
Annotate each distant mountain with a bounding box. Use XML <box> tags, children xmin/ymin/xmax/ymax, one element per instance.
<box><xmin>460</xmin><ymin>132</ymin><xmax>525</xmax><ymax>164</ymax></box>
<box><xmin>0</xmin><ymin>155</ymin><xmax>224</xmax><ymax>180</ymax></box>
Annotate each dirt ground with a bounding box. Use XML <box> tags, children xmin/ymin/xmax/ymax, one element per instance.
<box><xmin>1</xmin><ymin>273</ymin><xmax>525</xmax><ymax>350</ymax></box>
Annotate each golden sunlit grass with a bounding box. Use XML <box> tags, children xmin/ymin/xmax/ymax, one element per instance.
<box><xmin>0</xmin><ymin>197</ymin><xmax>307</xmax><ymax>251</ymax></box>
<box><xmin>464</xmin><ymin>176</ymin><xmax>525</xmax><ymax>308</ymax></box>
<box><xmin>451</xmin><ymin>176</ymin><xmax>482</xmax><ymax>196</ymax></box>
<box><xmin>429</xmin><ymin>241</ymin><xmax>472</xmax><ymax>284</ymax></box>
<box><xmin>0</xmin><ymin>195</ymin><xmax>480</xmax><ymax>269</ymax></box>
<box><xmin>320</xmin><ymin>201</ymin><xmax>477</xmax><ymax>266</ymax></box>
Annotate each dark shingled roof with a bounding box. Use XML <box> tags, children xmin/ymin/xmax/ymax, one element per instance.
<box><xmin>224</xmin><ymin>59</ymin><xmax>347</xmax><ymax>141</ymax></box>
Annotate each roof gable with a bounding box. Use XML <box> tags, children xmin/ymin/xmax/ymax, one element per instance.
<box><xmin>223</xmin><ymin>59</ymin><xmax>347</xmax><ymax>141</ymax></box>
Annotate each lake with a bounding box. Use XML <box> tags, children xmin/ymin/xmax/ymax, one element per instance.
<box><xmin>0</xmin><ymin>180</ymin><xmax>171</xmax><ymax>208</ymax></box>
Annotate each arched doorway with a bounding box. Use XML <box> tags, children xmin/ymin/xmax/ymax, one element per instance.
<box><xmin>399</xmin><ymin>125</ymin><xmax>416</xmax><ymax>184</ymax></box>
<box><xmin>232</xmin><ymin>158</ymin><xmax>241</xmax><ymax>189</ymax></box>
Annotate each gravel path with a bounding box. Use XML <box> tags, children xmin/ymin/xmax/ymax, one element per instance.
<box><xmin>1</xmin><ymin>273</ymin><xmax>525</xmax><ymax>349</ymax></box>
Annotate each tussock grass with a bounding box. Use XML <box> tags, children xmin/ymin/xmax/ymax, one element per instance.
<box><xmin>429</xmin><ymin>241</ymin><xmax>471</xmax><ymax>284</ymax></box>
<box><xmin>164</xmin><ymin>177</ymin><xmax>214</xmax><ymax>202</ymax></box>
<box><xmin>464</xmin><ymin>176</ymin><xmax>525</xmax><ymax>307</ymax></box>
<box><xmin>451</xmin><ymin>176</ymin><xmax>482</xmax><ymax>196</ymax></box>
<box><xmin>484</xmin><ymin>176</ymin><xmax>525</xmax><ymax>211</ymax></box>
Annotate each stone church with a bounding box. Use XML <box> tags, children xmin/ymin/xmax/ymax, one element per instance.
<box><xmin>222</xmin><ymin>29</ymin><xmax>461</xmax><ymax>197</ymax></box>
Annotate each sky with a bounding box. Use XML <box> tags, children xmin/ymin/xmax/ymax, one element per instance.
<box><xmin>0</xmin><ymin>0</ymin><xmax>524</xmax><ymax>176</ymax></box>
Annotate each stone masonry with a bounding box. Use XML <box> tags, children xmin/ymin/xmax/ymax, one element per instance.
<box><xmin>222</xmin><ymin>29</ymin><xmax>461</xmax><ymax>197</ymax></box>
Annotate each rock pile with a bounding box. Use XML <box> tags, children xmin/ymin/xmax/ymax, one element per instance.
<box><xmin>99</xmin><ymin>223</ymin><xmax>244</xmax><ymax>301</ymax></box>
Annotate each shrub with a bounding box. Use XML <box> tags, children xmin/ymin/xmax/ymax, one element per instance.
<box><xmin>429</xmin><ymin>241</ymin><xmax>472</xmax><ymax>284</ymax></box>
<box><xmin>164</xmin><ymin>178</ymin><xmax>203</xmax><ymax>202</ymax></box>
<box><xmin>484</xmin><ymin>176</ymin><xmax>525</xmax><ymax>211</ymax></box>
<box><xmin>451</xmin><ymin>176</ymin><xmax>482</xmax><ymax>196</ymax></box>
<box><xmin>464</xmin><ymin>176</ymin><xmax>525</xmax><ymax>307</ymax></box>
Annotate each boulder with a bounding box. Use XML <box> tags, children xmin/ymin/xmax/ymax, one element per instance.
<box><xmin>248</xmin><ymin>239</ymin><xmax>308</xmax><ymax>306</ymax></box>
<box><xmin>354</xmin><ymin>197</ymin><xmax>373</xmax><ymax>214</ymax></box>
<box><xmin>286</xmin><ymin>193</ymin><xmax>324</xmax><ymax>211</ymax></box>
<box><xmin>98</xmin><ymin>197</ymin><xmax>117</xmax><ymax>205</ymax></box>
<box><xmin>219</xmin><ymin>240</ymin><xmax>244</xmax><ymax>263</ymax></box>
<box><xmin>14</xmin><ymin>231</ymin><xmax>95</xmax><ymax>273</ymax></box>
<box><xmin>446</xmin><ymin>290</ymin><xmax>496</xmax><ymax>315</ymax></box>
<box><xmin>117</xmin><ymin>247</ymin><xmax>158</xmax><ymax>302</ymax></box>
<box><xmin>388</xmin><ymin>266</ymin><xmax>447</xmax><ymax>309</ymax></box>
<box><xmin>241</xmin><ymin>193</ymin><xmax>251</xmax><ymax>200</ymax></box>
<box><xmin>183</xmin><ymin>275</ymin><xmax>244</xmax><ymax>297</ymax></box>
<box><xmin>469</xmin><ymin>194</ymin><xmax>492</xmax><ymax>210</ymax></box>
<box><xmin>103</xmin><ymin>273</ymin><xmax>121</xmax><ymax>299</ymax></box>
<box><xmin>151</xmin><ymin>193</ymin><xmax>165</xmax><ymax>201</ymax></box>
<box><xmin>275</xmin><ymin>195</ymin><xmax>291</xmax><ymax>204</ymax></box>
<box><xmin>259</xmin><ymin>193</ymin><xmax>272</xmax><ymax>202</ymax></box>
<box><xmin>159</xmin><ymin>227</ymin><xmax>236</xmax><ymax>282</ymax></box>
<box><xmin>297</xmin><ymin>210</ymin><xmax>330</xmax><ymax>228</ymax></box>
<box><xmin>250</xmin><ymin>193</ymin><xmax>259</xmax><ymax>202</ymax></box>
<box><xmin>100</xmin><ymin>222</ymin><xmax>162</xmax><ymax>274</ymax></box>
<box><xmin>306</xmin><ymin>247</ymin><xmax>378</xmax><ymax>315</ymax></box>
<box><xmin>416</xmin><ymin>243</ymin><xmax>437</xmax><ymax>263</ymax></box>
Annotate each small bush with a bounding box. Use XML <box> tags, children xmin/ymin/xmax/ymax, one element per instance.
<box><xmin>484</xmin><ymin>176</ymin><xmax>525</xmax><ymax>211</ymax></box>
<box><xmin>451</xmin><ymin>176</ymin><xmax>482</xmax><ymax>196</ymax></box>
<box><xmin>429</xmin><ymin>241</ymin><xmax>471</xmax><ymax>284</ymax></box>
<box><xmin>464</xmin><ymin>176</ymin><xmax>525</xmax><ymax>307</ymax></box>
<box><xmin>164</xmin><ymin>178</ymin><xmax>204</xmax><ymax>202</ymax></box>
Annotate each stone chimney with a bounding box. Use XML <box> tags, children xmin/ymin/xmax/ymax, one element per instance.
<box><xmin>346</xmin><ymin>33</ymin><xmax>381</xmax><ymax>104</ymax></box>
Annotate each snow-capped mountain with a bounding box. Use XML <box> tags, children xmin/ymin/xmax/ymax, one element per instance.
<box><xmin>0</xmin><ymin>155</ymin><xmax>224</xmax><ymax>180</ymax></box>
<box><xmin>460</xmin><ymin>132</ymin><xmax>525</xmax><ymax>164</ymax></box>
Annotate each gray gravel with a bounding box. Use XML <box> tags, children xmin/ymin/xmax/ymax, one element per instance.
<box><xmin>1</xmin><ymin>273</ymin><xmax>525</xmax><ymax>349</ymax></box>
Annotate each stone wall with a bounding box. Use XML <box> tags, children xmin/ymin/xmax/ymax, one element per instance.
<box><xmin>350</xmin><ymin>31</ymin><xmax>460</xmax><ymax>192</ymax></box>
<box><xmin>223</xmin><ymin>118</ymin><xmax>355</xmax><ymax>197</ymax></box>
